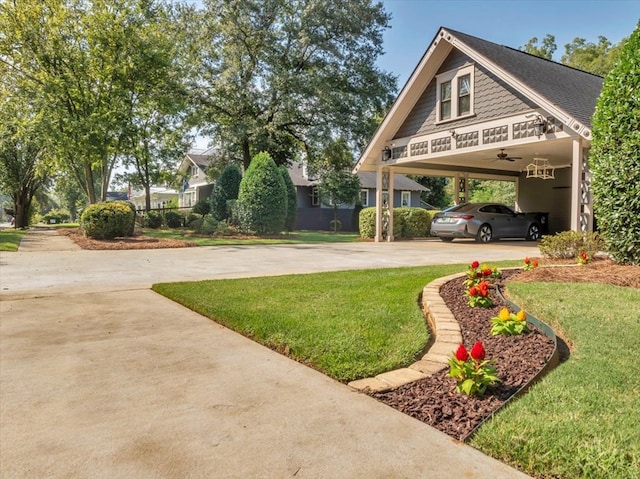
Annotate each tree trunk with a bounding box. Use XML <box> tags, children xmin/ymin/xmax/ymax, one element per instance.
<box><xmin>242</xmin><ymin>138</ymin><xmax>251</xmax><ymax>171</ymax></box>
<box><xmin>145</xmin><ymin>183</ymin><xmax>151</xmax><ymax>212</ymax></box>
<box><xmin>13</xmin><ymin>190</ymin><xmax>31</xmax><ymax>229</ymax></box>
<box><xmin>84</xmin><ymin>162</ymin><xmax>97</xmax><ymax>204</ymax></box>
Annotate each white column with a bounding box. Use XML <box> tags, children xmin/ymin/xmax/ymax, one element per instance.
<box><xmin>387</xmin><ymin>170</ymin><xmax>394</xmax><ymax>242</ymax></box>
<box><xmin>571</xmin><ymin>139</ymin><xmax>582</xmax><ymax>231</ymax></box>
<box><xmin>375</xmin><ymin>166</ymin><xmax>383</xmax><ymax>242</ymax></box>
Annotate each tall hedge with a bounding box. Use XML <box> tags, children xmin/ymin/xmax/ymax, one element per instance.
<box><xmin>279</xmin><ymin>165</ymin><xmax>297</xmax><ymax>232</ymax></box>
<box><xmin>591</xmin><ymin>23</ymin><xmax>640</xmax><ymax>265</ymax></box>
<box><xmin>210</xmin><ymin>163</ymin><xmax>243</xmax><ymax>221</ymax></box>
<box><xmin>236</xmin><ymin>152</ymin><xmax>287</xmax><ymax>235</ymax></box>
<box><xmin>358</xmin><ymin>207</ymin><xmax>434</xmax><ymax>239</ymax></box>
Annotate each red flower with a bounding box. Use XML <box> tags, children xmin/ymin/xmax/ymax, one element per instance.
<box><xmin>533</xmin><ymin>259</ymin><xmax>539</xmax><ymax>267</ymax></box>
<box><xmin>524</xmin><ymin>257</ymin><xmax>531</xmax><ymax>264</ymax></box>
<box><xmin>470</xmin><ymin>341</ymin><xmax>485</xmax><ymax>361</ymax></box>
<box><xmin>580</xmin><ymin>252</ymin><xmax>588</xmax><ymax>260</ymax></box>
<box><xmin>471</xmin><ymin>261</ymin><xmax>479</xmax><ymax>269</ymax></box>
<box><xmin>455</xmin><ymin>344</ymin><xmax>468</xmax><ymax>361</ymax></box>
<box><xmin>483</xmin><ymin>268</ymin><xmax>492</xmax><ymax>276</ymax></box>
<box><xmin>469</xmin><ymin>286</ymin><xmax>478</xmax><ymax>296</ymax></box>
<box><xmin>480</xmin><ymin>288</ymin><xmax>488</xmax><ymax>297</ymax></box>
<box><xmin>478</xmin><ymin>280</ymin><xmax>489</xmax><ymax>291</ymax></box>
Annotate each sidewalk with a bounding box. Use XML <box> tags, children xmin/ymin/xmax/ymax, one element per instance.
<box><xmin>0</xmin><ymin>229</ymin><xmax>533</xmax><ymax>478</ymax></box>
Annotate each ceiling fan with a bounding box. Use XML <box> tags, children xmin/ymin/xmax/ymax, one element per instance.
<box><xmin>492</xmin><ymin>148</ymin><xmax>522</xmax><ymax>162</ymax></box>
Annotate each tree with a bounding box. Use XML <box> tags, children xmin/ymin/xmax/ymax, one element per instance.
<box><xmin>210</xmin><ymin>163</ymin><xmax>243</xmax><ymax>221</ymax></box>
<box><xmin>562</xmin><ymin>36</ymin><xmax>624</xmax><ymax>76</ymax></box>
<box><xmin>410</xmin><ymin>176</ymin><xmax>450</xmax><ymax>208</ymax></box>
<box><xmin>0</xmin><ymin>0</ymin><xmax>186</xmax><ymax>204</ymax></box>
<box><xmin>279</xmin><ymin>165</ymin><xmax>297</xmax><ymax>232</ymax></box>
<box><xmin>236</xmin><ymin>152</ymin><xmax>287</xmax><ymax>235</ymax></box>
<box><xmin>521</xmin><ymin>35</ymin><xmax>557</xmax><ymax>60</ymax></box>
<box><xmin>189</xmin><ymin>0</ymin><xmax>397</xmax><ymax>169</ymax></box>
<box><xmin>53</xmin><ymin>174</ymin><xmax>87</xmax><ymax>222</ymax></box>
<box><xmin>317</xmin><ymin>169</ymin><xmax>361</xmax><ymax>232</ymax></box>
<box><xmin>590</xmin><ymin>24</ymin><xmax>640</xmax><ymax>265</ymax></box>
<box><xmin>0</xmin><ymin>81</ymin><xmax>52</xmax><ymax>228</ymax></box>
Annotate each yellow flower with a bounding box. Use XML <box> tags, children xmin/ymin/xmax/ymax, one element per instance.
<box><xmin>481</xmin><ymin>263</ymin><xmax>488</xmax><ymax>271</ymax></box>
<box><xmin>499</xmin><ymin>308</ymin><xmax>511</xmax><ymax>321</ymax></box>
<box><xmin>516</xmin><ymin>310</ymin><xmax>526</xmax><ymax>322</ymax></box>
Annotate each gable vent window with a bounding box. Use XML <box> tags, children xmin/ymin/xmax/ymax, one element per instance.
<box><xmin>436</xmin><ymin>65</ymin><xmax>474</xmax><ymax>123</ymax></box>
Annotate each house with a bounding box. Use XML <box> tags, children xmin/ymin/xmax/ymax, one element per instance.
<box><xmin>354</xmin><ymin>27</ymin><xmax>602</xmax><ymax>242</ymax></box>
<box><xmin>177</xmin><ymin>147</ymin><xmax>218</xmax><ymax>207</ymax></box>
<box><xmin>288</xmin><ymin>162</ymin><xmax>427</xmax><ymax>231</ymax></box>
<box><xmin>128</xmin><ymin>186</ymin><xmax>179</xmax><ymax>211</ymax></box>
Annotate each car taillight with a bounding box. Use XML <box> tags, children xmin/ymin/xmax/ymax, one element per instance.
<box><xmin>452</xmin><ymin>214</ymin><xmax>474</xmax><ymax>220</ymax></box>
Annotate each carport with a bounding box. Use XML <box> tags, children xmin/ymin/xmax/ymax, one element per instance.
<box><xmin>354</xmin><ymin>27</ymin><xmax>602</xmax><ymax>242</ymax></box>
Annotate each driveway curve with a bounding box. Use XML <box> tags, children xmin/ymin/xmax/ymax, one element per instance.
<box><xmin>0</xmin><ymin>229</ymin><xmax>535</xmax><ymax>478</ymax></box>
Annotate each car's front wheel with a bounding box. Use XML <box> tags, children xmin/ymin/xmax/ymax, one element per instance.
<box><xmin>476</xmin><ymin>224</ymin><xmax>493</xmax><ymax>243</ymax></box>
<box><xmin>527</xmin><ymin>223</ymin><xmax>541</xmax><ymax>241</ymax></box>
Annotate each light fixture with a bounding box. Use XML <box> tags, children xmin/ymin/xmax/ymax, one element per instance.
<box><xmin>533</xmin><ymin>115</ymin><xmax>548</xmax><ymax>138</ymax></box>
<box><xmin>381</xmin><ymin>146</ymin><xmax>392</xmax><ymax>162</ymax></box>
<box><xmin>526</xmin><ymin>158</ymin><xmax>555</xmax><ymax>180</ymax></box>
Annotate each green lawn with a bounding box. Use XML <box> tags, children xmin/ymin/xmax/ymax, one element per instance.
<box><xmin>153</xmin><ymin>264</ymin><xmax>474</xmax><ymax>381</ymax></box>
<box><xmin>154</xmin><ymin>264</ymin><xmax>640</xmax><ymax>478</ymax></box>
<box><xmin>472</xmin><ymin>282</ymin><xmax>640</xmax><ymax>479</ymax></box>
<box><xmin>143</xmin><ymin>228</ymin><xmax>361</xmax><ymax>245</ymax></box>
<box><xmin>0</xmin><ymin>229</ymin><xmax>26</xmax><ymax>251</ymax></box>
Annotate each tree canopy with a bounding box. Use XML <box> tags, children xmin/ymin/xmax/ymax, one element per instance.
<box><xmin>188</xmin><ymin>0</ymin><xmax>397</xmax><ymax>169</ymax></box>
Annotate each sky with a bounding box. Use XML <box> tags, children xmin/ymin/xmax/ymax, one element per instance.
<box><xmin>377</xmin><ymin>0</ymin><xmax>639</xmax><ymax>87</ymax></box>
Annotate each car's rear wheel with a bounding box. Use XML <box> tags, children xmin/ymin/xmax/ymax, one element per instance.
<box><xmin>476</xmin><ymin>224</ymin><xmax>493</xmax><ymax>243</ymax></box>
<box><xmin>527</xmin><ymin>223</ymin><xmax>541</xmax><ymax>241</ymax></box>
<box><xmin>439</xmin><ymin>237</ymin><xmax>454</xmax><ymax>242</ymax></box>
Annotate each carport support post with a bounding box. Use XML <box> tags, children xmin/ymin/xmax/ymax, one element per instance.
<box><xmin>375</xmin><ymin>167</ymin><xmax>383</xmax><ymax>242</ymax></box>
<box><xmin>454</xmin><ymin>173</ymin><xmax>469</xmax><ymax>205</ymax></box>
<box><xmin>387</xmin><ymin>170</ymin><xmax>394</xmax><ymax>242</ymax></box>
<box><xmin>570</xmin><ymin>139</ymin><xmax>589</xmax><ymax>232</ymax></box>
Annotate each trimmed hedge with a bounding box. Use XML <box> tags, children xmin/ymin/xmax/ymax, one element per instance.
<box><xmin>359</xmin><ymin>207</ymin><xmax>435</xmax><ymax>239</ymax></box>
<box><xmin>164</xmin><ymin>210</ymin><xmax>183</xmax><ymax>228</ymax></box>
<box><xmin>80</xmin><ymin>201</ymin><xmax>134</xmax><ymax>239</ymax></box>
<box><xmin>145</xmin><ymin>211</ymin><xmax>163</xmax><ymax>229</ymax></box>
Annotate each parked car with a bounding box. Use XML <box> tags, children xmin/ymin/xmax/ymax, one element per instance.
<box><xmin>430</xmin><ymin>203</ymin><xmax>544</xmax><ymax>243</ymax></box>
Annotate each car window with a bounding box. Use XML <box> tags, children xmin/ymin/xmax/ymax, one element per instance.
<box><xmin>496</xmin><ymin>205</ymin><xmax>515</xmax><ymax>215</ymax></box>
<box><xmin>479</xmin><ymin>205</ymin><xmax>497</xmax><ymax>214</ymax></box>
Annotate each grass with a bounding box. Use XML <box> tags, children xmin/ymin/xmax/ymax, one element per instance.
<box><xmin>471</xmin><ymin>282</ymin><xmax>640</xmax><ymax>479</ymax></box>
<box><xmin>143</xmin><ymin>228</ymin><xmax>361</xmax><ymax>246</ymax></box>
<box><xmin>0</xmin><ymin>229</ymin><xmax>26</xmax><ymax>251</ymax></box>
<box><xmin>153</xmin><ymin>264</ymin><xmax>478</xmax><ymax>381</ymax></box>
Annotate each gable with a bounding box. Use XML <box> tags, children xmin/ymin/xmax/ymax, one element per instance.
<box><xmin>395</xmin><ymin>49</ymin><xmax>537</xmax><ymax>140</ymax></box>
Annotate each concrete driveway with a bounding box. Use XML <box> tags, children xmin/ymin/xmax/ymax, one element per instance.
<box><xmin>0</xmin><ymin>230</ymin><xmax>535</xmax><ymax>478</ymax></box>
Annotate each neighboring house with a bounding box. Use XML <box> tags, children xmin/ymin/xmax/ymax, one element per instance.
<box><xmin>106</xmin><ymin>192</ymin><xmax>129</xmax><ymax>202</ymax></box>
<box><xmin>129</xmin><ymin>186</ymin><xmax>179</xmax><ymax>211</ymax></box>
<box><xmin>288</xmin><ymin>162</ymin><xmax>427</xmax><ymax>231</ymax></box>
<box><xmin>354</xmin><ymin>26</ymin><xmax>602</xmax><ymax>241</ymax></box>
<box><xmin>177</xmin><ymin>147</ymin><xmax>217</xmax><ymax>207</ymax></box>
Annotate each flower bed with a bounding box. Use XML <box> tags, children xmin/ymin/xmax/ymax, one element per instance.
<box><xmin>371</xmin><ymin>269</ymin><xmax>556</xmax><ymax>441</ymax></box>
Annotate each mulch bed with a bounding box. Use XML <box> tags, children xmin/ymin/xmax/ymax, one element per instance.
<box><xmin>372</xmin><ymin>269</ymin><xmax>556</xmax><ymax>441</ymax></box>
<box><xmin>58</xmin><ymin>227</ymin><xmax>198</xmax><ymax>250</ymax></box>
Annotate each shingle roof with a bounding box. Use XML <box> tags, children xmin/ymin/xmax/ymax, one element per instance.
<box><xmin>446</xmin><ymin>28</ymin><xmax>603</xmax><ymax>128</ymax></box>
<box><xmin>186</xmin><ymin>154</ymin><xmax>214</xmax><ymax>169</ymax></box>
<box><xmin>288</xmin><ymin>162</ymin><xmax>426</xmax><ymax>191</ymax></box>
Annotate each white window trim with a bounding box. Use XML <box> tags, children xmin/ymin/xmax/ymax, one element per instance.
<box><xmin>360</xmin><ymin>189</ymin><xmax>369</xmax><ymax>207</ymax></box>
<box><xmin>401</xmin><ymin>191</ymin><xmax>411</xmax><ymax>207</ymax></box>
<box><xmin>311</xmin><ymin>186</ymin><xmax>320</xmax><ymax>206</ymax></box>
<box><xmin>435</xmin><ymin>64</ymin><xmax>475</xmax><ymax>124</ymax></box>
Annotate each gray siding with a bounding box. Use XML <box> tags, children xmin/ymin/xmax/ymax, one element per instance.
<box><xmin>395</xmin><ymin>50</ymin><xmax>538</xmax><ymax>140</ymax></box>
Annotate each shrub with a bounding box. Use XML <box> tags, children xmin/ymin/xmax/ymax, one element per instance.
<box><xmin>236</xmin><ymin>152</ymin><xmax>287</xmax><ymax>235</ymax></box>
<box><xmin>279</xmin><ymin>165</ymin><xmax>297</xmax><ymax>232</ymax></box>
<box><xmin>185</xmin><ymin>213</ymin><xmax>201</xmax><ymax>228</ymax></box>
<box><xmin>211</xmin><ymin>163</ymin><xmax>243</xmax><ymax>221</ymax></box>
<box><xmin>145</xmin><ymin>211</ymin><xmax>163</xmax><ymax>229</ymax></box>
<box><xmin>358</xmin><ymin>207</ymin><xmax>433</xmax><ymax>239</ymax></box>
<box><xmin>192</xmin><ymin>199</ymin><xmax>211</xmax><ymax>217</ymax></box>
<box><xmin>80</xmin><ymin>201</ymin><xmax>134</xmax><ymax>239</ymax></box>
<box><xmin>197</xmin><ymin>215</ymin><xmax>218</xmax><ymax>235</ymax></box>
<box><xmin>538</xmin><ymin>231</ymin><xmax>606</xmax><ymax>259</ymax></box>
<box><xmin>164</xmin><ymin>210</ymin><xmax>183</xmax><ymax>228</ymax></box>
<box><xmin>591</xmin><ymin>24</ymin><xmax>640</xmax><ymax>265</ymax></box>
<box><xmin>42</xmin><ymin>209</ymin><xmax>70</xmax><ymax>224</ymax></box>
<box><xmin>123</xmin><ymin>201</ymin><xmax>137</xmax><ymax>236</ymax></box>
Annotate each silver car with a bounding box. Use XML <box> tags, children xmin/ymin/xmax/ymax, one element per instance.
<box><xmin>430</xmin><ymin>203</ymin><xmax>544</xmax><ymax>243</ymax></box>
